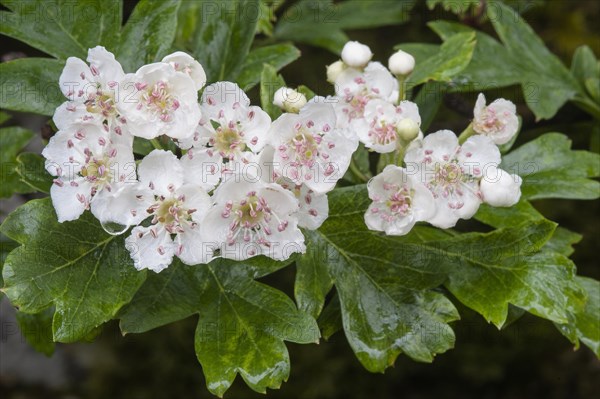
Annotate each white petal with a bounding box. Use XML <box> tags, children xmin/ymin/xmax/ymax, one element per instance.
<box><xmin>201</xmin><ymin>82</ymin><xmax>250</xmax><ymax>121</ymax></box>
<box><xmin>90</xmin><ymin>183</ymin><xmax>153</xmax><ymax>226</ymax></box>
<box><xmin>459</xmin><ymin>135</ymin><xmax>501</xmax><ymax>177</ymax></box>
<box><xmin>59</xmin><ymin>57</ymin><xmax>92</xmax><ymax>100</ymax></box>
<box><xmin>297</xmin><ymin>188</ymin><xmax>328</xmax><ymax>230</ymax></box>
<box><xmin>243</xmin><ymin>105</ymin><xmax>271</xmax><ymax>152</ymax></box>
<box><xmin>125</xmin><ymin>226</ymin><xmax>175</xmax><ymax>272</ymax></box>
<box><xmin>86</xmin><ymin>46</ymin><xmax>125</xmax><ymax>85</ymax></box>
<box><xmin>50</xmin><ymin>178</ymin><xmax>93</xmax><ymax>222</ymax></box>
<box><xmin>473</xmin><ymin>93</ymin><xmax>486</xmax><ymax>120</ymax></box>
<box><xmin>138</xmin><ymin>150</ymin><xmax>184</xmax><ymax>196</ymax></box>
<box><xmin>180</xmin><ymin>148</ymin><xmax>223</xmax><ymax>191</ymax></box>
<box><xmin>177</xmin><ymin>223</ymin><xmax>212</xmax><ymax>265</ymax></box>
<box><xmin>162</xmin><ymin>51</ymin><xmax>207</xmax><ymax>91</ymax></box>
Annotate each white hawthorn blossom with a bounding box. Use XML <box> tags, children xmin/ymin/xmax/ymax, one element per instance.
<box><xmin>360</xmin><ymin>98</ymin><xmax>421</xmax><ymax>153</ymax></box>
<box><xmin>54</xmin><ymin>46</ymin><xmax>131</xmax><ymax>145</ymax></box>
<box><xmin>333</xmin><ymin>62</ymin><xmax>397</xmax><ymax>137</ymax></box>
<box><xmin>200</xmin><ymin>178</ymin><xmax>305</xmax><ymax>261</ymax></box>
<box><xmin>268</xmin><ymin>98</ymin><xmax>358</xmax><ymax>194</ymax></box>
<box><xmin>259</xmin><ymin>146</ymin><xmax>329</xmax><ymax>230</ymax></box>
<box><xmin>124</xmin><ymin>150</ymin><xmax>212</xmax><ymax>272</ymax></box>
<box><xmin>481</xmin><ymin>167</ymin><xmax>523</xmax><ymax>207</ymax></box>
<box><xmin>472</xmin><ymin>93</ymin><xmax>519</xmax><ymax>145</ymax></box>
<box><xmin>365</xmin><ymin>165</ymin><xmax>435</xmax><ymax>236</ymax></box>
<box><xmin>404</xmin><ymin>130</ymin><xmax>503</xmax><ymax>228</ymax></box>
<box><xmin>118</xmin><ymin>62</ymin><xmax>201</xmax><ymax>140</ymax></box>
<box><xmin>42</xmin><ymin>122</ymin><xmax>137</xmax><ymax>223</ymax></box>
<box><xmin>162</xmin><ymin>51</ymin><xmax>207</xmax><ymax>91</ymax></box>
<box><xmin>178</xmin><ymin>82</ymin><xmax>271</xmax><ymax>188</ymax></box>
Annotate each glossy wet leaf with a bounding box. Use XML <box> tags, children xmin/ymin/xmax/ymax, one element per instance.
<box><xmin>0</xmin><ymin>199</ymin><xmax>146</xmax><ymax>342</ymax></box>
<box><xmin>15</xmin><ymin>307</ymin><xmax>55</xmax><ymax>356</ymax></box>
<box><xmin>304</xmin><ymin>185</ymin><xmax>587</xmax><ymax>372</ymax></box>
<box><xmin>555</xmin><ymin>276</ymin><xmax>600</xmax><ymax>357</ymax></box>
<box><xmin>186</xmin><ymin>0</ymin><xmax>260</xmax><ymax>82</ymax></box>
<box><xmin>260</xmin><ymin>64</ymin><xmax>286</xmax><ymax>120</ymax></box>
<box><xmin>501</xmin><ymin>133</ymin><xmax>600</xmax><ymax>200</ymax></box>
<box><xmin>117</xmin><ymin>0</ymin><xmax>181</xmax><ymax>72</ymax></box>
<box><xmin>0</xmin><ymin>0</ymin><xmax>122</xmax><ymax>60</ymax></box>
<box><xmin>15</xmin><ymin>152</ymin><xmax>53</xmax><ymax>194</ymax></box>
<box><xmin>406</xmin><ymin>32</ymin><xmax>477</xmax><ymax>86</ymax></box>
<box><xmin>237</xmin><ymin>44</ymin><xmax>301</xmax><ymax>91</ymax></box>
<box><xmin>274</xmin><ymin>0</ymin><xmax>416</xmax><ymax>53</ymax></box>
<box><xmin>0</xmin><ymin>126</ymin><xmax>35</xmax><ymax>198</ymax></box>
<box><xmin>0</xmin><ymin>58</ymin><xmax>64</xmax><ymax>116</ymax></box>
<box><xmin>119</xmin><ymin>257</ymin><xmax>318</xmax><ymax>397</ymax></box>
<box><xmin>428</xmin><ymin>1</ymin><xmax>581</xmax><ymax>121</ymax></box>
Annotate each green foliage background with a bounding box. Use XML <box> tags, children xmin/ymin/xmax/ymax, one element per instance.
<box><xmin>0</xmin><ymin>0</ymin><xmax>598</xmax><ymax>398</ymax></box>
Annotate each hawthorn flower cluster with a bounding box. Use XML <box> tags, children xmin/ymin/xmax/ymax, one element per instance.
<box><xmin>43</xmin><ymin>42</ymin><xmax>522</xmax><ymax>272</ymax></box>
<box><xmin>325</xmin><ymin>42</ymin><xmax>522</xmax><ymax>235</ymax></box>
<box><xmin>43</xmin><ymin>46</ymin><xmax>358</xmax><ymax>272</ymax></box>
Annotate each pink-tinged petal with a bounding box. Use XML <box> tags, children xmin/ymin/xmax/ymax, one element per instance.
<box><xmin>125</xmin><ymin>225</ymin><xmax>175</xmax><ymax>272</ymax></box>
<box><xmin>50</xmin><ymin>177</ymin><xmax>93</xmax><ymax>222</ymax></box>
<box><xmin>59</xmin><ymin>57</ymin><xmax>92</xmax><ymax>99</ymax></box>
<box><xmin>86</xmin><ymin>46</ymin><xmax>125</xmax><ymax>85</ymax></box>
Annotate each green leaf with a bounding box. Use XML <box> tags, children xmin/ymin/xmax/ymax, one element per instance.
<box><xmin>0</xmin><ymin>58</ymin><xmax>64</xmax><ymax>116</ymax></box>
<box><xmin>544</xmin><ymin>227</ymin><xmax>582</xmax><ymax>257</ymax></box>
<box><xmin>297</xmin><ymin>85</ymin><xmax>316</xmax><ymax>101</ymax></box>
<box><xmin>438</xmin><ymin>223</ymin><xmax>585</xmax><ymax>327</ymax></box>
<box><xmin>343</xmin><ymin>143</ymin><xmax>371</xmax><ymax>184</ymax></box>
<box><xmin>119</xmin><ymin>257</ymin><xmax>319</xmax><ymax>397</ymax></box>
<box><xmin>571</xmin><ymin>45</ymin><xmax>599</xmax><ymax>90</ymax></box>
<box><xmin>308</xmin><ymin>185</ymin><xmax>586</xmax><ymax>371</ymax></box>
<box><xmin>475</xmin><ymin>200</ymin><xmax>544</xmax><ymax>228</ymax></box>
<box><xmin>429</xmin><ymin>2</ymin><xmax>581</xmax><ymax>120</ymax></box>
<box><xmin>413</xmin><ymin>82</ymin><xmax>444</xmax><ymax>132</ymax></box>
<box><xmin>1</xmin><ymin>198</ymin><xmax>146</xmax><ymax>342</ymax></box>
<box><xmin>556</xmin><ymin>276</ymin><xmax>600</xmax><ymax>357</ymax></box>
<box><xmin>295</xmin><ymin>230</ymin><xmax>334</xmax><ymax>319</ymax></box>
<box><xmin>15</xmin><ymin>152</ymin><xmax>53</xmax><ymax>194</ymax></box>
<box><xmin>274</xmin><ymin>0</ymin><xmax>416</xmax><ymax>54</ymax></box>
<box><xmin>0</xmin><ymin>126</ymin><xmax>35</xmax><ymax>198</ymax></box>
<box><xmin>15</xmin><ymin>307</ymin><xmax>55</xmax><ymax>356</ymax></box>
<box><xmin>0</xmin><ymin>111</ymin><xmax>11</xmax><ymax>125</ymax></box>
<box><xmin>236</xmin><ymin>43</ymin><xmax>300</xmax><ymax>91</ymax></box>
<box><xmin>0</xmin><ymin>233</ymin><xmax>19</xmax><ymax>291</ymax></box>
<box><xmin>318</xmin><ymin>293</ymin><xmax>343</xmax><ymax>340</ymax></box>
<box><xmin>0</xmin><ymin>0</ymin><xmax>122</xmax><ymax>60</ymax></box>
<box><xmin>117</xmin><ymin>0</ymin><xmax>181</xmax><ymax>72</ymax></box>
<box><xmin>260</xmin><ymin>64</ymin><xmax>286</xmax><ymax>120</ymax></box>
<box><xmin>501</xmin><ymin>133</ymin><xmax>600</xmax><ymax>200</ymax></box>
<box><xmin>427</xmin><ymin>21</ymin><xmax>519</xmax><ymax>90</ymax></box>
<box><xmin>302</xmin><ymin>186</ymin><xmax>458</xmax><ymax>371</ymax></box>
<box><xmin>405</xmin><ymin>32</ymin><xmax>477</xmax><ymax>86</ymax></box>
<box><xmin>426</xmin><ymin>0</ymin><xmax>480</xmax><ymax>13</ymax></box>
<box><xmin>188</xmin><ymin>0</ymin><xmax>260</xmax><ymax>82</ymax></box>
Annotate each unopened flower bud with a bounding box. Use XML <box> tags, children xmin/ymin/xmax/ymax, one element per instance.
<box><xmin>273</xmin><ymin>87</ymin><xmax>307</xmax><ymax>113</ymax></box>
<box><xmin>397</xmin><ymin>118</ymin><xmax>420</xmax><ymax>141</ymax></box>
<box><xmin>327</xmin><ymin>60</ymin><xmax>346</xmax><ymax>84</ymax></box>
<box><xmin>481</xmin><ymin>167</ymin><xmax>522</xmax><ymax>207</ymax></box>
<box><xmin>389</xmin><ymin>50</ymin><xmax>415</xmax><ymax>76</ymax></box>
<box><xmin>341</xmin><ymin>41</ymin><xmax>373</xmax><ymax>68</ymax></box>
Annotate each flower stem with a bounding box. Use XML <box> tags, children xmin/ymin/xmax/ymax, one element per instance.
<box><xmin>396</xmin><ymin>75</ymin><xmax>407</xmax><ymax>104</ymax></box>
<box><xmin>150</xmin><ymin>138</ymin><xmax>164</xmax><ymax>150</ymax></box>
<box><xmin>458</xmin><ymin>123</ymin><xmax>476</xmax><ymax>144</ymax></box>
<box><xmin>349</xmin><ymin>158</ymin><xmax>370</xmax><ymax>183</ymax></box>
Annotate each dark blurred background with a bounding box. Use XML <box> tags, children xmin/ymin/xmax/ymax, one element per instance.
<box><xmin>1</xmin><ymin>1</ymin><xmax>599</xmax><ymax>398</ymax></box>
